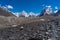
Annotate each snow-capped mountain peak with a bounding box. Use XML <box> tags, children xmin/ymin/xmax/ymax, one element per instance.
<box><xmin>28</xmin><ymin>12</ymin><xmax>36</xmax><ymax>17</ymax></box>
<box><xmin>45</xmin><ymin>7</ymin><xmax>52</xmax><ymax>14</ymax></box>
<box><xmin>19</xmin><ymin>10</ymin><xmax>28</xmax><ymax>17</ymax></box>
<box><xmin>39</xmin><ymin>6</ymin><xmax>53</xmax><ymax>16</ymax></box>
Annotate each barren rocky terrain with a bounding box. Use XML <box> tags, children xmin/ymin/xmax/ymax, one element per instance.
<box><xmin>0</xmin><ymin>16</ymin><xmax>60</xmax><ymax>40</ymax></box>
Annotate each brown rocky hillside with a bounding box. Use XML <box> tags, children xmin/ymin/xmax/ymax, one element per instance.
<box><xmin>0</xmin><ymin>7</ymin><xmax>15</xmax><ymax>17</ymax></box>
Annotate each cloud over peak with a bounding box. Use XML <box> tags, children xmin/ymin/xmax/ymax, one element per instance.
<box><xmin>55</xmin><ymin>6</ymin><xmax>58</xmax><ymax>9</ymax></box>
<box><xmin>54</xmin><ymin>10</ymin><xmax>58</xmax><ymax>13</ymax></box>
<box><xmin>0</xmin><ymin>4</ymin><xmax>13</xmax><ymax>10</ymax></box>
<box><xmin>6</xmin><ymin>5</ymin><xmax>13</xmax><ymax>9</ymax></box>
<box><xmin>46</xmin><ymin>5</ymin><xmax>51</xmax><ymax>8</ymax></box>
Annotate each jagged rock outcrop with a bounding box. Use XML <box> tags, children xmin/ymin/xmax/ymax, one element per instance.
<box><xmin>38</xmin><ymin>6</ymin><xmax>53</xmax><ymax>17</ymax></box>
<box><xmin>54</xmin><ymin>10</ymin><xmax>60</xmax><ymax>16</ymax></box>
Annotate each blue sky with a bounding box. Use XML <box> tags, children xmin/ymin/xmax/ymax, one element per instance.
<box><xmin>0</xmin><ymin>0</ymin><xmax>60</xmax><ymax>13</ymax></box>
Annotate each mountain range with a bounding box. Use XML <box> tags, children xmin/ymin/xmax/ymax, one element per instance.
<box><xmin>19</xmin><ymin>6</ymin><xmax>60</xmax><ymax>17</ymax></box>
<box><xmin>19</xmin><ymin>11</ymin><xmax>37</xmax><ymax>17</ymax></box>
<box><xmin>0</xmin><ymin>6</ymin><xmax>60</xmax><ymax>17</ymax></box>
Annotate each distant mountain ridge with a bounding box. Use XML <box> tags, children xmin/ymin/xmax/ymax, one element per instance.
<box><xmin>19</xmin><ymin>11</ymin><xmax>36</xmax><ymax>17</ymax></box>
<box><xmin>0</xmin><ymin>7</ymin><xmax>15</xmax><ymax>17</ymax></box>
<box><xmin>0</xmin><ymin>6</ymin><xmax>60</xmax><ymax>17</ymax></box>
<box><xmin>19</xmin><ymin>6</ymin><xmax>60</xmax><ymax>17</ymax></box>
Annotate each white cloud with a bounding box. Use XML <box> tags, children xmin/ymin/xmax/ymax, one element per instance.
<box><xmin>54</xmin><ymin>10</ymin><xmax>58</xmax><ymax>13</ymax></box>
<box><xmin>54</xmin><ymin>6</ymin><xmax>59</xmax><ymax>13</ymax></box>
<box><xmin>6</xmin><ymin>5</ymin><xmax>13</xmax><ymax>9</ymax></box>
<box><xmin>0</xmin><ymin>5</ymin><xmax>13</xmax><ymax>10</ymax></box>
<box><xmin>55</xmin><ymin>6</ymin><xmax>58</xmax><ymax>9</ymax></box>
<box><xmin>46</xmin><ymin>5</ymin><xmax>51</xmax><ymax>8</ymax></box>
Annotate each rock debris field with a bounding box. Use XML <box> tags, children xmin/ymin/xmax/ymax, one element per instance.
<box><xmin>0</xmin><ymin>16</ymin><xmax>60</xmax><ymax>40</ymax></box>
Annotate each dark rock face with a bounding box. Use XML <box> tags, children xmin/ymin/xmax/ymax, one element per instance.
<box><xmin>54</xmin><ymin>10</ymin><xmax>60</xmax><ymax>16</ymax></box>
<box><xmin>38</xmin><ymin>7</ymin><xmax>53</xmax><ymax>17</ymax></box>
<box><xmin>0</xmin><ymin>17</ymin><xmax>60</xmax><ymax>40</ymax></box>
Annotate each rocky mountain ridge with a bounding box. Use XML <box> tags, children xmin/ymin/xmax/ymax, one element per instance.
<box><xmin>0</xmin><ymin>7</ymin><xmax>15</xmax><ymax>17</ymax></box>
